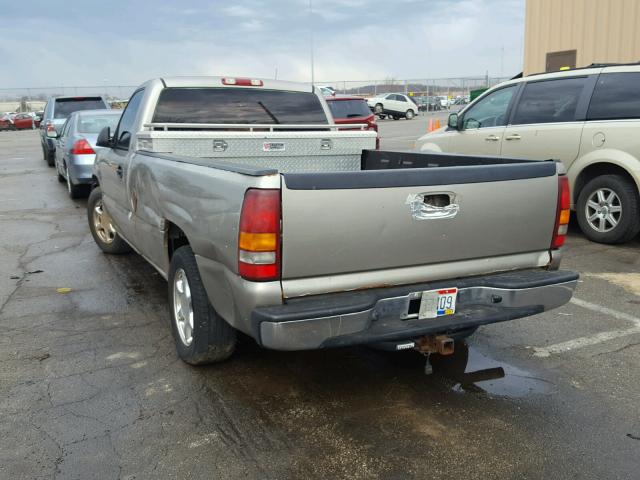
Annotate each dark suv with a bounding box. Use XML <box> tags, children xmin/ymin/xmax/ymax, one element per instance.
<box><xmin>40</xmin><ymin>96</ymin><xmax>109</xmax><ymax>166</ymax></box>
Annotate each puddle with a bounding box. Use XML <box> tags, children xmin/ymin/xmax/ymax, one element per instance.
<box><xmin>429</xmin><ymin>343</ymin><xmax>553</xmax><ymax>398</ymax></box>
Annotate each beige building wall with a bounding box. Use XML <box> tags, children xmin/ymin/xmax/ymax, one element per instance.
<box><xmin>524</xmin><ymin>0</ymin><xmax>640</xmax><ymax>75</ymax></box>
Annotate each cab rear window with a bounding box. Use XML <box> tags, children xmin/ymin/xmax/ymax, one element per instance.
<box><xmin>54</xmin><ymin>98</ymin><xmax>107</xmax><ymax>119</ymax></box>
<box><xmin>152</xmin><ymin>88</ymin><xmax>328</xmax><ymax>124</ymax></box>
<box><xmin>327</xmin><ymin>99</ymin><xmax>371</xmax><ymax>119</ymax></box>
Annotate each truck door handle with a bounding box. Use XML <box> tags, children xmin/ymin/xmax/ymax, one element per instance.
<box><xmin>485</xmin><ymin>135</ymin><xmax>500</xmax><ymax>142</ymax></box>
<box><xmin>505</xmin><ymin>134</ymin><xmax>521</xmax><ymax>141</ymax></box>
<box><xmin>116</xmin><ymin>166</ymin><xmax>123</xmax><ymax>179</ymax></box>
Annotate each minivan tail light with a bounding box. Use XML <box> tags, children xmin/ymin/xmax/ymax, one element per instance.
<box><xmin>71</xmin><ymin>138</ymin><xmax>95</xmax><ymax>155</ymax></box>
<box><xmin>551</xmin><ymin>175</ymin><xmax>571</xmax><ymax>248</ymax></box>
<box><xmin>238</xmin><ymin>189</ymin><xmax>281</xmax><ymax>281</ymax></box>
<box><xmin>46</xmin><ymin>121</ymin><xmax>55</xmax><ymax>133</ymax></box>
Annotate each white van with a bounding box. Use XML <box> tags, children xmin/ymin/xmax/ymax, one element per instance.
<box><xmin>418</xmin><ymin>64</ymin><xmax>640</xmax><ymax>244</ymax></box>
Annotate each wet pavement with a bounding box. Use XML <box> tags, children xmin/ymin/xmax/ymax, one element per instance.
<box><xmin>1</xmin><ymin>128</ymin><xmax>639</xmax><ymax>479</ymax></box>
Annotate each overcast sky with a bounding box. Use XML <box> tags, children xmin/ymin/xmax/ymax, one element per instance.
<box><xmin>0</xmin><ymin>0</ymin><xmax>525</xmax><ymax>88</ymax></box>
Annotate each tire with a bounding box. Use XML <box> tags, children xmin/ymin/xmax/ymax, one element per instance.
<box><xmin>57</xmin><ymin>172</ymin><xmax>65</xmax><ymax>183</ymax></box>
<box><xmin>374</xmin><ymin>103</ymin><xmax>383</xmax><ymax>114</ymax></box>
<box><xmin>87</xmin><ymin>187</ymin><xmax>131</xmax><ymax>254</ymax></box>
<box><xmin>392</xmin><ymin>115</ymin><xmax>399</xmax><ymax>120</ymax></box>
<box><xmin>46</xmin><ymin>149</ymin><xmax>55</xmax><ymax>167</ymax></box>
<box><xmin>378</xmin><ymin>114</ymin><xmax>386</xmax><ymax>120</ymax></box>
<box><xmin>65</xmin><ymin>164</ymin><xmax>87</xmax><ymax>199</ymax></box>
<box><xmin>169</xmin><ymin>246</ymin><xmax>236</xmax><ymax>365</ymax></box>
<box><xmin>576</xmin><ymin>174</ymin><xmax>640</xmax><ymax>244</ymax></box>
<box><xmin>405</xmin><ymin>109</ymin><xmax>415</xmax><ymax>120</ymax></box>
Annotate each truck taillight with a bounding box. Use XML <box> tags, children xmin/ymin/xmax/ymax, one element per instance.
<box><xmin>70</xmin><ymin>139</ymin><xmax>95</xmax><ymax>155</ymax></box>
<box><xmin>551</xmin><ymin>176</ymin><xmax>571</xmax><ymax>249</ymax></box>
<box><xmin>222</xmin><ymin>78</ymin><xmax>264</xmax><ymax>87</ymax></box>
<box><xmin>238</xmin><ymin>189</ymin><xmax>281</xmax><ymax>281</ymax></box>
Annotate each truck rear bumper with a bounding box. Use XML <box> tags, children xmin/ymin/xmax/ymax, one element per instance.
<box><xmin>252</xmin><ymin>269</ymin><xmax>578</xmax><ymax>351</ymax></box>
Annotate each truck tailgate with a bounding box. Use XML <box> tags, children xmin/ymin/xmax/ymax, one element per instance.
<box><xmin>280</xmin><ymin>160</ymin><xmax>559</xmax><ymax>294</ymax></box>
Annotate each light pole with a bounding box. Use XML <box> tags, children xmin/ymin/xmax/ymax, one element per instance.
<box><xmin>309</xmin><ymin>0</ymin><xmax>315</xmax><ymax>86</ymax></box>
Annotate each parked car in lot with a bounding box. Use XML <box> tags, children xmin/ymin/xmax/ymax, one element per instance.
<box><xmin>367</xmin><ymin>93</ymin><xmax>418</xmax><ymax>119</ymax></box>
<box><xmin>87</xmin><ymin>76</ymin><xmax>576</xmax><ymax>365</ymax></box>
<box><xmin>53</xmin><ymin>109</ymin><xmax>122</xmax><ymax>198</ymax></box>
<box><xmin>40</xmin><ymin>96</ymin><xmax>109</xmax><ymax>167</ymax></box>
<box><xmin>0</xmin><ymin>114</ymin><xmax>14</xmax><ymax>131</ymax></box>
<box><xmin>12</xmin><ymin>113</ymin><xmax>37</xmax><ymax>130</ymax></box>
<box><xmin>415</xmin><ymin>96</ymin><xmax>442</xmax><ymax>112</ymax></box>
<box><xmin>318</xmin><ymin>85</ymin><xmax>336</xmax><ymax>96</ymax></box>
<box><xmin>418</xmin><ymin>63</ymin><xmax>640</xmax><ymax>244</ymax></box>
<box><xmin>325</xmin><ymin>95</ymin><xmax>379</xmax><ymax>148</ymax></box>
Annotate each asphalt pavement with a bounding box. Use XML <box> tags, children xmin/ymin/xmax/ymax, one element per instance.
<box><xmin>1</xmin><ymin>128</ymin><xmax>639</xmax><ymax>479</ymax></box>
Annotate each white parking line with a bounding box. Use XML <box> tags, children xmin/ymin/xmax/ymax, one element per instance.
<box><xmin>533</xmin><ymin>297</ymin><xmax>640</xmax><ymax>357</ymax></box>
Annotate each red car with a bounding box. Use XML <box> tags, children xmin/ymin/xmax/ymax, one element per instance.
<box><xmin>13</xmin><ymin>113</ymin><xmax>38</xmax><ymax>130</ymax></box>
<box><xmin>325</xmin><ymin>96</ymin><xmax>379</xmax><ymax>149</ymax></box>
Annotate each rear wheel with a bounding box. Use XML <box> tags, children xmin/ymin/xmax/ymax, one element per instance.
<box><xmin>405</xmin><ymin>109</ymin><xmax>415</xmax><ymax>120</ymax></box>
<box><xmin>169</xmin><ymin>246</ymin><xmax>236</xmax><ymax>364</ymax></box>
<box><xmin>65</xmin><ymin>163</ymin><xmax>87</xmax><ymax>199</ymax></box>
<box><xmin>46</xmin><ymin>149</ymin><xmax>55</xmax><ymax>167</ymax></box>
<box><xmin>87</xmin><ymin>187</ymin><xmax>131</xmax><ymax>254</ymax></box>
<box><xmin>576</xmin><ymin>174</ymin><xmax>640</xmax><ymax>244</ymax></box>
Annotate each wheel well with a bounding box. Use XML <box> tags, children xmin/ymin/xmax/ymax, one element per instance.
<box><xmin>167</xmin><ymin>222</ymin><xmax>190</xmax><ymax>260</ymax></box>
<box><xmin>573</xmin><ymin>163</ymin><xmax>638</xmax><ymax>204</ymax></box>
<box><xmin>90</xmin><ymin>175</ymin><xmax>100</xmax><ymax>190</ymax></box>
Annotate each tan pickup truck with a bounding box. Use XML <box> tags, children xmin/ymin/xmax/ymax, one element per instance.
<box><xmin>86</xmin><ymin>76</ymin><xmax>578</xmax><ymax>364</ymax></box>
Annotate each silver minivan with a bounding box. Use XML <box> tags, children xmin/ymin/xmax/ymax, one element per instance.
<box><xmin>418</xmin><ymin>64</ymin><xmax>640</xmax><ymax>244</ymax></box>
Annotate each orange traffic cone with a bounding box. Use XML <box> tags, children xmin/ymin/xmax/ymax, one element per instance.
<box><xmin>428</xmin><ymin>118</ymin><xmax>433</xmax><ymax>132</ymax></box>
<box><xmin>435</xmin><ymin>119</ymin><xmax>441</xmax><ymax>130</ymax></box>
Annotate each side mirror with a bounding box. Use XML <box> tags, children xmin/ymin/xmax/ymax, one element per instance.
<box><xmin>96</xmin><ymin>126</ymin><xmax>112</xmax><ymax>148</ymax></box>
<box><xmin>447</xmin><ymin>113</ymin><xmax>459</xmax><ymax>130</ymax></box>
<box><xmin>46</xmin><ymin>129</ymin><xmax>58</xmax><ymax>139</ymax></box>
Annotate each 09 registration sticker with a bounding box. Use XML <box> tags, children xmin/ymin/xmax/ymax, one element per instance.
<box><xmin>418</xmin><ymin>288</ymin><xmax>458</xmax><ymax>319</ymax></box>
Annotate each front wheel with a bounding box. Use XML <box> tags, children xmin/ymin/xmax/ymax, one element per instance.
<box><xmin>405</xmin><ymin>109</ymin><xmax>415</xmax><ymax>120</ymax></box>
<box><xmin>87</xmin><ymin>187</ymin><xmax>131</xmax><ymax>254</ymax></box>
<box><xmin>576</xmin><ymin>174</ymin><xmax>640</xmax><ymax>244</ymax></box>
<box><xmin>169</xmin><ymin>246</ymin><xmax>236</xmax><ymax>365</ymax></box>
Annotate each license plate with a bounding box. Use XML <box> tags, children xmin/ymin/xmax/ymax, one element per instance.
<box><xmin>418</xmin><ymin>288</ymin><xmax>458</xmax><ymax>319</ymax></box>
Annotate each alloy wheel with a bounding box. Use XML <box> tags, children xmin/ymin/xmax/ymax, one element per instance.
<box><xmin>585</xmin><ymin>188</ymin><xmax>622</xmax><ymax>233</ymax></box>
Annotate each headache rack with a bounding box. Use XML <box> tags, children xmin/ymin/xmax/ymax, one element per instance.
<box><xmin>143</xmin><ymin>123</ymin><xmax>369</xmax><ymax>132</ymax></box>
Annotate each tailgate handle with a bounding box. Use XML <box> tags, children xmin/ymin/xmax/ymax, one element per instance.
<box><xmin>406</xmin><ymin>193</ymin><xmax>459</xmax><ymax>220</ymax></box>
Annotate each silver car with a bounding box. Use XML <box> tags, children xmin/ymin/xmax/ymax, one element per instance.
<box><xmin>55</xmin><ymin>109</ymin><xmax>122</xmax><ymax>198</ymax></box>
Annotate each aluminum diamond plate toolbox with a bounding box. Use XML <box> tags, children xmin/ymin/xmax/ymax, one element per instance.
<box><xmin>137</xmin><ymin>130</ymin><xmax>377</xmax><ymax>173</ymax></box>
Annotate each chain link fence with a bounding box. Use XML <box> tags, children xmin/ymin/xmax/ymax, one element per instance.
<box><xmin>317</xmin><ymin>76</ymin><xmax>511</xmax><ymax>98</ymax></box>
<box><xmin>0</xmin><ymin>76</ymin><xmax>512</xmax><ymax>112</ymax></box>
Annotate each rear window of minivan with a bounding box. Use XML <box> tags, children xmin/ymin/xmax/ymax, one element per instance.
<box><xmin>587</xmin><ymin>72</ymin><xmax>640</xmax><ymax>120</ymax></box>
<box><xmin>54</xmin><ymin>98</ymin><xmax>107</xmax><ymax>119</ymax></box>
